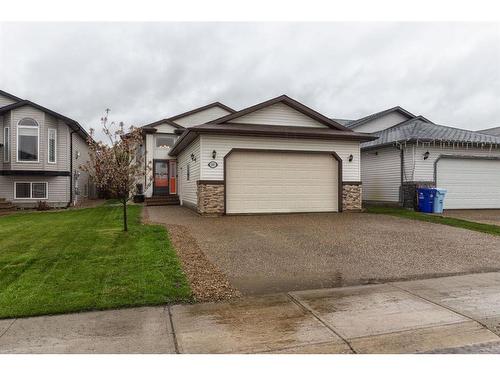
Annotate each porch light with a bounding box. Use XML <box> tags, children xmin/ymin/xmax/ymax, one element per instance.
<box><xmin>348</xmin><ymin>154</ymin><xmax>354</xmax><ymax>162</ymax></box>
<box><xmin>212</xmin><ymin>150</ymin><xmax>217</xmax><ymax>159</ymax></box>
<box><xmin>423</xmin><ymin>151</ymin><xmax>430</xmax><ymax>160</ymax></box>
<box><xmin>191</xmin><ymin>153</ymin><xmax>196</xmax><ymax>161</ymax></box>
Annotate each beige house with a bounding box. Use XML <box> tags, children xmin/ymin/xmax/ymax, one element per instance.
<box><xmin>0</xmin><ymin>89</ymin><xmax>93</xmax><ymax>209</ymax></box>
<box><xmin>143</xmin><ymin>95</ymin><xmax>375</xmax><ymax>215</ymax></box>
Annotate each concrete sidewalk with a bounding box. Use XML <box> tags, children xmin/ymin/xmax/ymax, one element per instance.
<box><xmin>1</xmin><ymin>272</ymin><xmax>500</xmax><ymax>353</ymax></box>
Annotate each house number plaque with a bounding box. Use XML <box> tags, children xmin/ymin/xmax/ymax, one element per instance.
<box><xmin>208</xmin><ymin>161</ymin><xmax>218</xmax><ymax>169</ymax></box>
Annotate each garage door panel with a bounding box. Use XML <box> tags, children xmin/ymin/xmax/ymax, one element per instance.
<box><xmin>437</xmin><ymin>158</ymin><xmax>500</xmax><ymax>209</ymax></box>
<box><xmin>226</xmin><ymin>151</ymin><xmax>338</xmax><ymax>214</ymax></box>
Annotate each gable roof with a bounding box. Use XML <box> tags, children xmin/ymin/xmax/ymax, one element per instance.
<box><xmin>0</xmin><ymin>89</ymin><xmax>23</xmax><ymax>103</ymax></box>
<box><xmin>346</xmin><ymin>106</ymin><xmax>421</xmax><ymax>129</ymax></box>
<box><xmin>0</xmin><ymin>99</ymin><xmax>90</xmax><ymax>140</ymax></box>
<box><xmin>478</xmin><ymin>126</ymin><xmax>500</xmax><ymax>137</ymax></box>
<box><xmin>168</xmin><ymin>101</ymin><xmax>235</xmax><ymax>123</ymax></box>
<box><xmin>361</xmin><ymin>116</ymin><xmax>500</xmax><ymax>150</ymax></box>
<box><xmin>141</xmin><ymin>118</ymin><xmax>185</xmax><ymax>133</ymax></box>
<box><xmin>331</xmin><ymin>118</ymin><xmax>354</xmax><ymax>126</ymax></box>
<box><xmin>169</xmin><ymin>122</ymin><xmax>376</xmax><ymax>156</ymax></box>
<box><xmin>208</xmin><ymin>95</ymin><xmax>351</xmax><ymax>131</ymax></box>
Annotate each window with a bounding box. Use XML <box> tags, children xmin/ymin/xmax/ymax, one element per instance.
<box><xmin>48</xmin><ymin>128</ymin><xmax>57</xmax><ymax>163</ymax></box>
<box><xmin>14</xmin><ymin>182</ymin><xmax>48</xmax><ymax>199</ymax></box>
<box><xmin>17</xmin><ymin>118</ymin><xmax>39</xmax><ymax>162</ymax></box>
<box><xmin>156</xmin><ymin>136</ymin><xmax>176</xmax><ymax>149</ymax></box>
<box><xmin>3</xmin><ymin>127</ymin><xmax>9</xmax><ymax>162</ymax></box>
<box><xmin>187</xmin><ymin>163</ymin><xmax>190</xmax><ymax>181</ymax></box>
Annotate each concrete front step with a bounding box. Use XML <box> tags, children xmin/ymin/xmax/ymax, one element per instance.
<box><xmin>145</xmin><ymin>201</ymin><xmax>180</xmax><ymax>207</ymax></box>
<box><xmin>145</xmin><ymin>196</ymin><xmax>180</xmax><ymax>206</ymax></box>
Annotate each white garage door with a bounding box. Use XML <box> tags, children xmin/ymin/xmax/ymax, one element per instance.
<box><xmin>436</xmin><ymin>158</ymin><xmax>500</xmax><ymax>209</ymax></box>
<box><xmin>225</xmin><ymin>150</ymin><xmax>339</xmax><ymax>214</ymax></box>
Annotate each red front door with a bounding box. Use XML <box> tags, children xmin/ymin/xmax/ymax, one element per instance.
<box><xmin>153</xmin><ymin>160</ymin><xmax>169</xmax><ymax>196</ymax></box>
<box><xmin>169</xmin><ymin>160</ymin><xmax>177</xmax><ymax>194</ymax></box>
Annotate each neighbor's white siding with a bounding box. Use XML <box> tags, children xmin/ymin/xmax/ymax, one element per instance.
<box><xmin>228</xmin><ymin>102</ymin><xmax>325</xmax><ymax>128</ymax></box>
<box><xmin>177</xmin><ymin>137</ymin><xmax>200</xmax><ymax>206</ymax></box>
<box><xmin>173</xmin><ymin>106</ymin><xmax>232</xmax><ymax>127</ymax></box>
<box><xmin>199</xmin><ymin>134</ymin><xmax>361</xmax><ymax>182</ymax></box>
<box><xmin>0</xmin><ymin>93</ymin><xmax>17</xmax><ymax>108</ymax></box>
<box><xmin>352</xmin><ymin>112</ymin><xmax>409</xmax><ymax>134</ymax></box>
<box><xmin>361</xmin><ymin>147</ymin><xmax>401</xmax><ymax>202</ymax></box>
<box><xmin>411</xmin><ymin>144</ymin><xmax>500</xmax><ymax>181</ymax></box>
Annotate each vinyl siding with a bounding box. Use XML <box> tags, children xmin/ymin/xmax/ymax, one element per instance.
<box><xmin>352</xmin><ymin>112</ymin><xmax>410</xmax><ymax>133</ymax></box>
<box><xmin>177</xmin><ymin>137</ymin><xmax>200</xmax><ymax>206</ymax></box>
<box><xmin>173</xmin><ymin>106</ymin><xmax>232</xmax><ymax>127</ymax></box>
<box><xmin>72</xmin><ymin>131</ymin><xmax>91</xmax><ymax>200</ymax></box>
<box><xmin>199</xmin><ymin>134</ymin><xmax>361</xmax><ymax>182</ymax></box>
<box><xmin>361</xmin><ymin>146</ymin><xmax>401</xmax><ymax>202</ymax></box>
<box><xmin>0</xmin><ymin>93</ymin><xmax>17</xmax><ymax>108</ymax></box>
<box><xmin>412</xmin><ymin>144</ymin><xmax>500</xmax><ymax>182</ymax></box>
<box><xmin>228</xmin><ymin>102</ymin><xmax>326</xmax><ymax>128</ymax></box>
<box><xmin>0</xmin><ymin>175</ymin><xmax>70</xmax><ymax>207</ymax></box>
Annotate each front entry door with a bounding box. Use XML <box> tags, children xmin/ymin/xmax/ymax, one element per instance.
<box><xmin>153</xmin><ymin>160</ymin><xmax>169</xmax><ymax>196</ymax></box>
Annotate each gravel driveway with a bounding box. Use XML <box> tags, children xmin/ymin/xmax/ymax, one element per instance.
<box><xmin>147</xmin><ymin>206</ymin><xmax>500</xmax><ymax>295</ymax></box>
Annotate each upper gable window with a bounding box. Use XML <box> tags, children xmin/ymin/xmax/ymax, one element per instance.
<box><xmin>156</xmin><ymin>135</ymin><xmax>176</xmax><ymax>149</ymax></box>
<box><xmin>17</xmin><ymin>117</ymin><xmax>39</xmax><ymax>162</ymax></box>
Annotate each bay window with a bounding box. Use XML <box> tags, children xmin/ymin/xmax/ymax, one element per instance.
<box><xmin>17</xmin><ymin>118</ymin><xmax>39</xmax><ymax>162</ymax></box>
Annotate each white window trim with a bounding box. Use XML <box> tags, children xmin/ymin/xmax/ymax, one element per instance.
<box><xmin>3</xmin><ymin>127</ymin><xmax>9</xmax><ymax>162</ymax></box>
<box><xmin>16</xmin><ymin>118</ymin><xmax>40</xmax><ymax>163</ymax></box>
<box><xmin>48</xmin><ymin>128</ymin><xmax>57</xmax><ymax>164</ymax></box>
<box><xmin>14</xmin><ymin>181</ymin><xmax>48</xmax><ymax>200</ymax></box>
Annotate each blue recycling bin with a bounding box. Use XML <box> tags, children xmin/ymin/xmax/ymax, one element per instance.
<box><xmin>417</xmin><ymin>188</ymin><xmax>435</xmax><ymax>213</ymax></box>
<box><xmin>433</xmin><ymin>188</ymin><xmax>447</xmax><ymax>214</ymax></box>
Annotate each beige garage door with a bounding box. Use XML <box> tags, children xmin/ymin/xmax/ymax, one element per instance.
<box><xmin>225</xmin><ymin>150</ymin><xmax>339</xmax><ymax>214</ymax></box>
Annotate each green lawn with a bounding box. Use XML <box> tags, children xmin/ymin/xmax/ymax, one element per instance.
<box><xmin>0</xmin><ymin>205</ymin><xmax>191</xmax><ymax>319</ymax></box>
<box><xmin>366</xmin><ymin>206</ymin><xmax>500</xmax><ymax>236</ymax></box>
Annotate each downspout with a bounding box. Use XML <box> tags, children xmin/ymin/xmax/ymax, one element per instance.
<box><xmin>400</xmin><ymin>146</ymin><xmax>404</xmax><ymax>207</ymax></box>
<box><xmin>144</xmin><ymin>134</ymin><xmax>147</xmax><ymax>192</ymax></box>
<box><xmin>69</xmin><ymin>130</ymin><xmax>77</xmax><ymax>207</ymax></box>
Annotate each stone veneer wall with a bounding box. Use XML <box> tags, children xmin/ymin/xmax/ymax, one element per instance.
<box><xmin>197</xmin><ymin>180</ymin><xmax>363</xmax><ymax>214</ymax></box>
<box><xmin>342</xmin><ymin>183</ymin><xmax>362</xmax><ymax>211</ymax></box>
<box><xmin>197</xmin><ymin>181</ymin><xmax>225</xmax><ymax>216</ymax></box>
<box><xmin>401</xmin><ymin>181</ymin><xmax>435</xmax><ymax>209</ymax></box>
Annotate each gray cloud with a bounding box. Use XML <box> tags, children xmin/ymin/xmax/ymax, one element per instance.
<box><xmin>1</xmin><ymin>22</ymin><xmax>499</xmax><ymax>141</ymax></box>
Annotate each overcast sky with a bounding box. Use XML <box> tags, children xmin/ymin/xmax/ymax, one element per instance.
<box><xmin>1</xmin><ymin>22</ymin><xmax>499</xmax><ymax>141</ymax></box>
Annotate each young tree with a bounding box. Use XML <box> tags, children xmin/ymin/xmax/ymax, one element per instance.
<box><xmin>82</xmin><ymin>109</ymin><xmax>152</xmax><ymax>231</ymax></box>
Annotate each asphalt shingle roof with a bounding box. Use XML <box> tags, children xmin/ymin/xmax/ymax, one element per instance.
<box><xmin>362</xmin><ymin>117</ymin><xmax>500</xmax><ymax>149</ymax></box>
<box><xmin>478</xmin><ymin>126</ymin><xmax>500</xmax><ymax>136</ymax></box>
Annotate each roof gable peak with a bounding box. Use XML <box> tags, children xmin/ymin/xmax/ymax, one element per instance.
<box><xmin>209</xmin><ymin>94</ymin><xmax>350</xmax><ymax>131</ymax></box>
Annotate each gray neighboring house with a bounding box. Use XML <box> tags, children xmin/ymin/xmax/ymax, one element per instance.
<box><xmin>347</xmin><ymin>107</ymin><xmax>500</xmax><ymax>209</ymax></box>
<box><xmin>0</xmin><ymin>89</ymin><xmax>94</xmax><ymax>209</ymax></box>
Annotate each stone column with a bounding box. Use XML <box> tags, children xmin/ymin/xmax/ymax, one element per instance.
<box><xmin>197</xmin><ymin>180</ymin><xmax>225</xmax><ymax>216</ymax></box>
<box><xmin>342</xmin><ymin>183</ymin><xmax>362</xmax><ymax>211</ymax></box>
